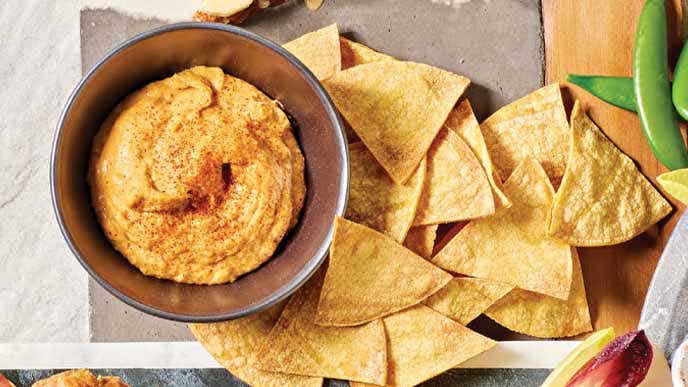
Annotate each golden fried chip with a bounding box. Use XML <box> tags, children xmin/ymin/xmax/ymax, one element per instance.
<box><xmin>340</xmin><ymin>37</ymin><xmax>395</xmax><ymax>69</ymax></box>
<box><xmin>346</xmin><ymin>142</ymin><xmax>426</xmax><ymax>242</ymax></box>
<box><xmin>403</xmin><ymin>225</ymin><xmax>438</xmax><ymax>259</ymax></box>
<box><xmin>283</xmin><ymin>23</ymin><xmax>341</xmax><ymax>80</ymax></box>
<box><xmin>256</xmin><ymin>271</ymin><xmax>387</xmax><ymax>385</ymax></box>
<box><xmin>316</xmin><ymin>217</ymin><xmax>452</xmax><ymax>326</ymax></box>
<box><xmin>351</xmin><ymin>305</ymin><xmax>495</xmax><ymax>387</ymax></box>
<box><xmin>342</xmin><ymin>118</ymin><xmax>361</xmax><ymax>143</ymax></box>
<box><xmin>548</xmin><ymin>101</ymin><xmax>672</xmax><ymax>246</ymax></box>
<box><xmin>339</xmin><ymin>38</ymin><xmax>395</xmax><ymax>142</ymax></box>
<box><xmin>485</xmin><ymin>248</ymin><xmax>592</xmax><ymax>338</ymax></box>
<box><xmin>324</xmin><ymin>61</ymin><xmax>470</xmax><ymax>184</ymax></box>
<box><xmin>480</xmin><ymin>84</ymin><xmax>569</xmax><ymax>181</ymax></box>
<box><xmin>413</xmin><ymin>129</ymin><xmax>495</xmax><ymax>226</ymax></box>
<box><xmin>32</xmin><ymin>370</ymin><xmax>98</xmax><ymax>387</ymax></box>
<box><xmin>32</xmin><ymin>370</ymin><xmax>129</xmax><ymax>387</ymax></box>
<box><xmin>446</xmin><ymin>99</ymin><xmax>511</xmax><ymax>208</ymax></box>
<box><xmin>432</xmin><ymin>159</ymin><xmax>573</xmax><ymax>299</ymax></box>
<box><xmin>189</xmin><ymin>304</ymin><xmax>322</xmax><ymax>387</ymax></box>
<box><xmin>99</xmin><ymin>376</ymin><xmax>129</xmax><ymax>387</ymax></box>
<box><xmin>424</xmin><ymin>277</ymin><xmax>514</xmax><ymax>325</ymax></box>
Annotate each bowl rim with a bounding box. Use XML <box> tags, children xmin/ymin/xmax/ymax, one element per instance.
<box><xmin>50</xmin><ymin>22</ymin><xmax>349</xmax><ymax>322</ymax></box>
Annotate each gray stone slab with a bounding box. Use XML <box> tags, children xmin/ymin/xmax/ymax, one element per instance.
<box><xmin>83</xmin><ymin>0</ymin><xmax>544</xmax><ymax>343</ymax></box>
<box><xmin>242</xmin><ymin>0</ymin><xmax>544</xmax><ymax>121</ymax></box>
<box><xmin>81</xmin><ymin>10</ymin><xmax>196</xmax><ymax>342</ymax></box>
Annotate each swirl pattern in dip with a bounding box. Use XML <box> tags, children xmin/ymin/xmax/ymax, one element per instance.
<box><xmin>88</xmin><ymin>66</ymin><xmax>305</xmax><ymax>285</ymax></box>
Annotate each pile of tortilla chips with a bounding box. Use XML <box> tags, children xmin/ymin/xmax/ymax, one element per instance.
<box><xmin>190</xmin><ymin>24</ymin><xmax>673</xmax><ymax>386</ymax></box>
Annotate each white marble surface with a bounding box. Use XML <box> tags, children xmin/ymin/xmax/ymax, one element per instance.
<box><xmin>0</xmin><ymin>0</ymin><xmax>194</xmax><ymax>342</ymax></box>
<box><xmin>0</xmin><ymin>341</ymin><xmax>578</xmax><ymax>369</ymax></box>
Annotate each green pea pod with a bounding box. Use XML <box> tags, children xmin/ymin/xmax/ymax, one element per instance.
<box><xmin>634</xmin><ymin>0</ymin><xmax>688</xmax><ymax>170</ymax></box>
<box><xmin>673</xmin><ymin>40</ymin><xmax>688</xmax><ymax>121</ymax></box>
<box><xmin>567</xmin><ymin>74</ymin><xmax>637</xmax><ymax>112</ymax></box>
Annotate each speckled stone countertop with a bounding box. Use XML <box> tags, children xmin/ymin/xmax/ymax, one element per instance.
<box><xmin>1</xmin><ymin>368</ymin><xmax>550</xmax><ymax>386</ymax></box>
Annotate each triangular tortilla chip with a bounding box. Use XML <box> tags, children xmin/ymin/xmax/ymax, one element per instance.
<box><xmin>32</xmin><ymin>370</ymin><xmax>98</xmax><ymax>387</ymax></box>
<box><xmin>350</xmin><ymin>305</ymin><xmax>495</xmax><ymax>387</ymax></box>
<box><xmin>324</xmin><ymin>61</ymin><xmax>470</xmax><ymax>184</ymax></box>
<box><xmin>446</xmin><ymin>99</ymin><xmax>511</xmax><ymax>208</ymax></box>
<box><xmin>432</xmin><ymin>159</ymin><xmax>573</xmax><ymax>300</ymax></box>
<box><xmin>480</xmin><ymin>84</ymin><xmax>570</xmax><ymax>181</ymax></box>
<box><xmin>346</xmin><ymin>142</ymin><xmax>426</xmax><ymax>242</ymax></box>
<box><xmin>403</xmin><ymin>225</ymin><xmax>438</xmax><ymax>259</ymax></box>
<box><xmin>433</xmin><ymin>221</ymin><xmax>469</xmax><ymax>253</ymax></box>
<box><xmin>340</xmin><ymin>37</ymin><xmax>395</xmax><ymax>69</ymax></box>
<box><xmin>486</xmin><ymin>248</ymin><xmax>592</xmax><ymax>338</ymax></box>
<box><xmin>424</xmin><ymin>277</ymin><xmax>514</xmax><ymax>325</ymax></box>
<box><xmin>548</xmin><ymin>101</ymin><xmax>672</xmax><ymax>246</ymax></box>
<box><xmin>283</xmin><ymin>23</ymin><xmax>341</xmax><ymax>80</ymax></box>
<box><xmin>342</xmin><ymin>118</ymin><xmax>361</xmax><ymax>143</ymax></box>
<box><xmin>256</xmin><ymin>270</ymin><xmax>387</xmax><ymax>385</ymax></box>
<box><xmin>316</xmin><ymin>217</ymin><xmax>452</xmax><ymax>326</ymax></box>
<box><xmin>189</xmin><ymin>304</ymin><xmax>323</xmax><ymax>387</ymax></box>
<box><xmin>413</xmin><ymin>129</ymin><xmax>495</xmax><ymax>226</ymax></box>
<box><xmin>339</xmin><ymin>38</ymin><xmax>395</xmax><ymax>141</ymax></box>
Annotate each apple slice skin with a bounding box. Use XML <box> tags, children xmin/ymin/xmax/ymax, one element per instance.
<box><xmin>0</xmin><ymin>374</ymin><xmax>15</xmax><ymax>387</ymax></box>
<box><xmin>566</xmin><ymin>330</ymin><xmax>653</xmax><ymax>387</ymax></box>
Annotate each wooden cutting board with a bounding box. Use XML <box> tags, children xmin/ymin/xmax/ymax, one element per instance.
<box><xmin>543</xmin><ymin>0</ymin><xmax>687</xmax><ymax>334</ymax></box>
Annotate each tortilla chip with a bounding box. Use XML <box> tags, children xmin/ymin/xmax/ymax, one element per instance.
<box><xmin>446</xmin><ymin>99</ymin><xmax>511</xmax><ymax>208</ymax></box>
<box><xmin>346</xmin><ymin>142</ymin><xmax>426</xmax><ymax>242</ymax></box>
<box><xmin>485</xmin><ymin>248</ymin><xmax>592</xmax><ymax>338</ymax></box>
<box><xmin>256</xmin><ymin>270</ymin><xmax>387</xmax><ymax>385</ymax></box>
<box><xmin>32</xmin><ymin>370</ymin><xmax>98</xmax><ymax>387</ymax></box>
<box><xmin>413</xmin><ymin>129</ymin><xmax>495</xmax><ymax>226</ymax></box>
<box><xmin>403</xmin><ymin>225</ymin><xmax>438</xmax><ymax>259</ymax></box>
<box><xmin>189</xmin><ymin>304</ymin><xmax>323</xmax><ymax>387</ymax></box>
<box><xmin>343</xmin><ymin>118</ymin><xmax>361</xmax><ymax>143</ymax></box>
<box><xmin>339</xmin><ymin>38</ymin><xmax>395</xmax><ymax>142</ymax></box>
<box><xmin>548</xmin><ymin>101</ymin><xmax>672</xmax><ymax>246</ymax></box>
<box><xmin>480</xmin><ymin>84</ymin><xmax>569</xmax><ymax>181</ymax></box>
<box><xmin>324</xmin><ymin>61</ymin><xmax>470</xmax><ymax>184</ymax></box>
<box><xmin>31</xmin><ymin>369</ymin><xmax>128</xmax><ymax>387</ymax></box>
<box><xmin>432</xmin><ymin>158</ymin><xmax>573</xmax><ymax>300</ymax></box>
<box><xmin>316</xmin><ymin>217</ymin><xmax>452</xmax><ymax>326</ymax></box>
<box><xmin>340</xmin><ymin>37</ymin><xmax>395</xmax><ymax>69</ymax></box>
<box><xmin>351</xmin><ymin>305</ymin><xmax>495</xmax><ymax>387</ymax></box>
<box><xmin>283</xmin><ymin>23</ymin><xmax>341</xmax><ymax>80</ymax></box>
<box><xmin>424</xmin><ymin>277</ymin><xmax>514</xmax><ymax>325</ymax></box>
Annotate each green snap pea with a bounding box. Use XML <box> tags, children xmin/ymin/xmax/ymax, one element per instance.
<box><xmin>567</xmin><ymin>74</ymin><xmax>637</xmax><ymax>112</ymax></box>
<box><xmin>673</xmin><ymin>40</ymin><xmax>688</xmax><ymax>121</ymax></box>
<box><xmin>634</xmin><ymin>0</ymin><xmax>688</xmax><ymax>170</ymax></box>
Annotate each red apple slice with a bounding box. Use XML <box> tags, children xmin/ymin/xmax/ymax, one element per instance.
<box><xmin>566</xmin><ymin>330</ymin><xmax>653</xmax><ymax>387</ymax></box>
<box><xmin>0</xmin><ymin>374</ymin><xmax>15</xmax><ymax>387</ymax></box>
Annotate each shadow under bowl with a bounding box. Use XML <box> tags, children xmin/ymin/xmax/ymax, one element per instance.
<box><xmin>51</xmin><ymin>23</ymin><xmax>348</xmax><ymax>322</ymax></box>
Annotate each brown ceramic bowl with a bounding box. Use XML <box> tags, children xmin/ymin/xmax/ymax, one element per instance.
<box><xmin>51</xmin><ymin>23</ymin><xmax>348</xmax><ymax>322</ymax></box>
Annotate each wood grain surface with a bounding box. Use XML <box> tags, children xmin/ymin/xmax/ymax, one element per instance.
<box><xmin>543</xmin><ymin>0</ymin><xmax>687</xmax><ymax>334</ymax></box>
